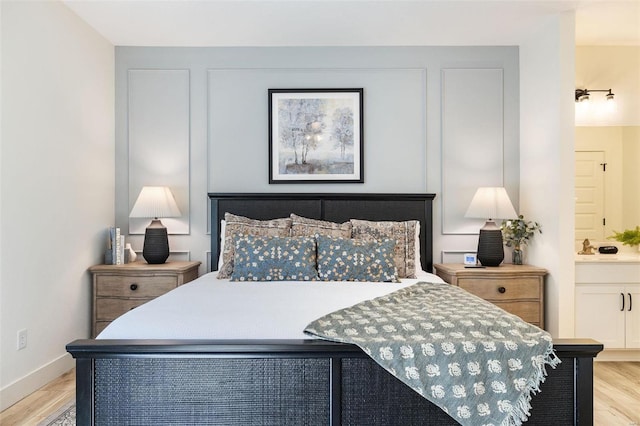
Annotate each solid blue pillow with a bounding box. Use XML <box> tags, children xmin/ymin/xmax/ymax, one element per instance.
<box><xmin>231</xmin><ymin>235</ymin><xmax>318</xmax><ymax>281</ymax></box>
<box><xmin>316</xmin><ymin>236</ymin><xmax>398</xmax><ymax>282</ymax></box>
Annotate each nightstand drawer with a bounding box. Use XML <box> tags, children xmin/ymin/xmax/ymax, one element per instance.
<box><xmin>90</xmin><ymin>261</ymin><xmax>201</xmax><ymax>337</ymax></box>
<box><xmin>95</xmin><ymin>297</ymin><xmax>150</xmax><ymax>320</ymax></box>
<box><xmin>493</xmin><ymin>301</ymin><xmax>541</xmax><ymax>324</ymax></box>
<box><xmin>458</xmin><ymin>278</ymin><xmax>541</xmax><ymax>301</ymax></box>
<box><xmin>433</xmin><ymin>263</ymin><xmax>546</xmax><ymax>329</ymax></box>
<box><xmin>96</xmin><ymin>275</ymin><xmax>177</xmax><ymax>297</ymax></box>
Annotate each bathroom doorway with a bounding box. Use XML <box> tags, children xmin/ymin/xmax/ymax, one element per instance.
<box><xmin>575</xmin><ymin>150</ymin><xmax>605</xmax><ymax>245</ymax></box>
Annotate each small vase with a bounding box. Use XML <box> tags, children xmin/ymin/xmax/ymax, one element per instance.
<box><xmin>125</xmin><ymin>243</ymin><xmax>137</xmax><ymax>263</ymax></box>
<box><xmin>512</xmin><ymin>247</ymin><xmax>523</xmax><ymax>265</ymax></box>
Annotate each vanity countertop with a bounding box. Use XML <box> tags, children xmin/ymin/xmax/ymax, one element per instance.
<box><xmin>575</xmin><ymin>254</ymin><xmax>640</xmax><ymax>263</ymax></box>
<box><xmin>575</xmin><ymin>249</ymin><xmax>640</xmax><ymax>263</ymax></box>
<box><xmin>574</xmin><ymin>240</ymin><xmax>640</xmax><ymax>262</ymax></box>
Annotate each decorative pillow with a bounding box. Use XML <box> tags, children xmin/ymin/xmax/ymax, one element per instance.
<box><xmin>316</xmin><ymin>236</ymin><xmax>398</xmax><ymax>282</ymax></box>
<box><xmin>217</xmin><ymin>213</ymin><xmax>292</xmax><ymax>279</ymax></box>
<box><xmin>290</xmin><ymin>214</ymin><xmax>352</xmax><ymax>239</ymax></box>
<box><xmin>350</xmin><ymin>219</ymin><xmax>418</xmax><ymax>279</ymax></box>
<box><xmin>414</xmin><ymin>221</ymin><xmax>422</xmax><ymax>274</ymax></box>
<box><xmin>230</xmin><ymin>235</ymin><xmax>318</xmax><ymax>281</ymax></box>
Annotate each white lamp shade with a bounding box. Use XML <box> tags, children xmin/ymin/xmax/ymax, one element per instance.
<box><xmin>464</xmin><ymin>187</ymin><xmax>517</xmax><ymax>220</ymax></box>
<box><xmin>130</xmin><ymin>186</ymin><xmax>181</xmax><ymax>219</ymax></box>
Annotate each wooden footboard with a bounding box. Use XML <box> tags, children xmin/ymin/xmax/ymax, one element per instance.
<box><xmin>67</xmin><ymin>338</ymin><xmax>602</xmax><ymax>425</ymax></box>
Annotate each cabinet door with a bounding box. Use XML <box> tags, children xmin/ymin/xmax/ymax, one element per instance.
<box><xmin>575</xmin><ymin>285</ymin><xmax>626</xmax><ymax>349</ymax></box>
<box><xmin>625</xmin><ymin>285</ymin><xmax>640</xmax><ymax>349</ymax></box>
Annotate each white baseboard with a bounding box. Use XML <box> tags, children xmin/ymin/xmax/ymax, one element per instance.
<box><xmin>0</xmin><ymin>353</ymin><xmax>75</xmax><ymax>411</ymax></box>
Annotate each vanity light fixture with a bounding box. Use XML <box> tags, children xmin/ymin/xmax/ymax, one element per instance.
<box><xmin>575</xmin><ymin>88</ymin><xmax>614</xmax><ymax>102</ymax></box>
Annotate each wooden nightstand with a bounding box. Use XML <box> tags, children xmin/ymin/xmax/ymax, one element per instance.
<box><xmin>433</xmin><ymin>263</ymin><xmax>547</xmax><ymax>329</ymax></box>
<box><xmin>89</xmin><ymin>261</ymin><xmax>201</xmax><ymax>337</ymax></box>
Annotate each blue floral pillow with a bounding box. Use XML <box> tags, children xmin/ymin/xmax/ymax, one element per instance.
<box><xmin>231</xmin><ymin>235</ymin><xmax>318</xmax><ymax>281</ymax></box>
<box><xmin>316</xmin><ymin>236</ymin><xmax>399</xmax><ymax>282</ymax></box>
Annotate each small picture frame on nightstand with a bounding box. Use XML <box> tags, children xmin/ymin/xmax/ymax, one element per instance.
<box><xmin>463</xmin><ymin>253</ymin><xmax>477</xmax><ymax>265</ymax></box>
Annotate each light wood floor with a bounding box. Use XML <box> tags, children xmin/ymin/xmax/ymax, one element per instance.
<box><xmin>594</xmin><ymin>362</ymin><xmax>640</xmax><ymax>425</ymax></box>
<box><xmin>1</xmin><ymin>363</ymin><xmax>639</xmax><ymax>425</ymax></box>
<box><xmin>0</xmin><ymin>369</ymin><xmax>75</xmax><ymax>426</ymax></box>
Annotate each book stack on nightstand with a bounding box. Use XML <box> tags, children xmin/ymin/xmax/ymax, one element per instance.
<box><xmin>89</xmin><ymin>261</ymin><xmax>201</xmax><ymax>337</ymax></box>
<box><xmin>433</xmin><ymin>263</ymin><xmax>547</xmax><ymax>329</ymax></box>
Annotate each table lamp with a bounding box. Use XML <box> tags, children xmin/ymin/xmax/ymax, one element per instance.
<box><xmin>464</xmin><ymin>187</ymin><xmax>517</xmax><ymax>267</ymax></box>
<box><xmin>129</xmin><ymin>186</ymin><xmax>181</xmax><ymax>264</ymax></box>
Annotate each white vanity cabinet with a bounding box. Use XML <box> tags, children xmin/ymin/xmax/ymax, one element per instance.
<box><xmin>575</xmin><ymin>261</ymin><xmax>640</xmax><ymax>350</ymax></box>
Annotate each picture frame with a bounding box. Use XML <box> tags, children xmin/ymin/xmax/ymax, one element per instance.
<box><xmin>269</xmin><ymin>88</ymin><xmax>364</xmax><ymax>183</ymax></box>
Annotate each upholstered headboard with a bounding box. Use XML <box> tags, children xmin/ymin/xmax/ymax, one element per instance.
<box><xmin>208</xmin><ymin>193</ymin><xmax>436</xmax><ymax>273</ymax></box>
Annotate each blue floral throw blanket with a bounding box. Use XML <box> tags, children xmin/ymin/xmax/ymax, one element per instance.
<box><xmin>304</xmin><ymin>282</ymin><xmax>560</xmax><ymax>426</ymax></box>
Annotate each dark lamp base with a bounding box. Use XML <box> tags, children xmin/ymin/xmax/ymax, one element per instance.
<box><xmin>143</xmin><ymin>219</ymin><xmax>170</xmax><ymax>264</ymax></box>
<box><xmin>476</xmin><ymin>221</ymin><xmax>504</xmax><ymax>267</ymax></box>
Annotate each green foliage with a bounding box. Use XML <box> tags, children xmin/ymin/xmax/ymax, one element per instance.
<box><xmin>500</xmin><ymin>215</ymin><xmax>542</xmax><ymax>249</ymax></box>
<box><xmin>608</xmin><ymin>226</ymin><xmax>640</xmax><ymax>246</ymax></box>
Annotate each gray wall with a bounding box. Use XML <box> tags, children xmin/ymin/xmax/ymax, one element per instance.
<box><xmin>115</xmin><ymin>46</ymin><xmax>519</xmax><ymax>272</ymax></box>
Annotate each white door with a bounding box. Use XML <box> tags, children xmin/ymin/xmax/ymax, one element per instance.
<box><xmin>575</xmin><ymin>284</ymin><xmax>626</xmax><ymax>349</ymax></box>
<box><xmin>625</xmin><ymin>284</ymin><xmax>640</xmax><ymax>349</ymax></box>
<box><xmin>575</xmin><ymin>151</ymin><xmax>606</xmax><ymax>245</ymax></box>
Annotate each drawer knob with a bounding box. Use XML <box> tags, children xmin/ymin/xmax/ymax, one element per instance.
<box><xmin>498</xmin><ymin>286</ymin><xmax>506</xmax><ymax>294</ymax></box>
<box><xmin>130</xmin><ymin>283</ymin><xmax>138</xmax><ymax>291</ymax></box>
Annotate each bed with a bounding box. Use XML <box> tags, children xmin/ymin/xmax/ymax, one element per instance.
<box><xmin>67</xmin><ymin>193</ymin><xmax>602</xmax><ymax>425</ymax></box>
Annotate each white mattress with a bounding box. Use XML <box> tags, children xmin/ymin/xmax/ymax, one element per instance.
<box><xmin>97</xmin><ymin>271</ymin><xmax>444</xmax><ymax>340</ymax></box>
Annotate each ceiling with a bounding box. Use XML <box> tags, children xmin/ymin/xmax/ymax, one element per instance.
<box><xmin>62</xmin><ymin>0</ymin><xmax>640</xmax><ymax>47</ymax></box>
<box><xmin>575</xmin><ymin>0</ymin><xmax>640</xmax><ymax>45</ymax></box>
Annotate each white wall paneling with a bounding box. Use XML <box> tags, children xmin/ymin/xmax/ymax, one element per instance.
<box><xmin>128</xmin><ymin>69</ymin><xmax>190</xmax><ymax>235</ymax></box>
<box><xmin>167</xmin><ymin>251</ymin><xmax>192</xmax><ymax>262</ymax></box>
<box><xmin>132</xmin><ymin>250</ymin><xmax>192</xmax><ymax>262</ymax></box>
<box><xmin>115</xmin><ymin>46</ymin><xmax>519</xmax><ymax>278</ymax></box>
<box><xmin>441</xmin><ymin>68</ymin><xmax>509</xmax><ymax>234</ymax></box>
<box><xmin>207</xmin><ymin>68</ymin><xmax>427</xmax><ymax>192</ymax></box>
<box><xmin>440</xmin><ymin>250</ymin><xmax>476</xmax><ymax>264</ymax></box>
<box><xmin>206</xmin><ymin>251</ymin><xmax>213</xmax><ymax>275</ymax></box>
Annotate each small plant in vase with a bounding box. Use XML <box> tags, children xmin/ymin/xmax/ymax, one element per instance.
<box><xmin>501</xmin><ymin>215</ymin><xmax>542</xmax><ymax>265</ymax></box>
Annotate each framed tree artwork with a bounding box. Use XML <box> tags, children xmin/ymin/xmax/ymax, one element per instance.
<box><xmin>269</xmin><ymin>88</ymin><xmax>364</xmax><ymax>183</ymax></box>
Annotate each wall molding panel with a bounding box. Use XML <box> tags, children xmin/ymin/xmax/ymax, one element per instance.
<box><xmin>440</xmin><ymin>250</ymin><xmax>477</xmax><ymax>264</ymax></box>
<box><xmin>115</xmin><ymin>46</ymin><xmax>519</xmax><ymax>273</ymax></box>
<box><xmin>206</xmin><ymin>251</ymin><xmax>213</xmax><ymax>275</ymax></box>
<box><xmin>441</xmin><ymin>68</ymin><xmax>506</xmax><ymax>235</ymax></box>
<box><xmin>206</xmin><ymin>67</ymin><xmax>427</xmax><ymax>193</ymax></box>
<box><xmin>128</xmin><ymin>69</ymin><xmax>191</xmax><ymax>235</ymax></box>
<box><xmin>167</xmin><ymin>250</ymin><xmax>192</xmax><ymax>262</ymax></box>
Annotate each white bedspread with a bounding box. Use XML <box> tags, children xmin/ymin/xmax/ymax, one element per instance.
<box><xmin>97</xmin><ymin>271</ymin><xmax>444</xmax><ymax>340</ymax></box>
